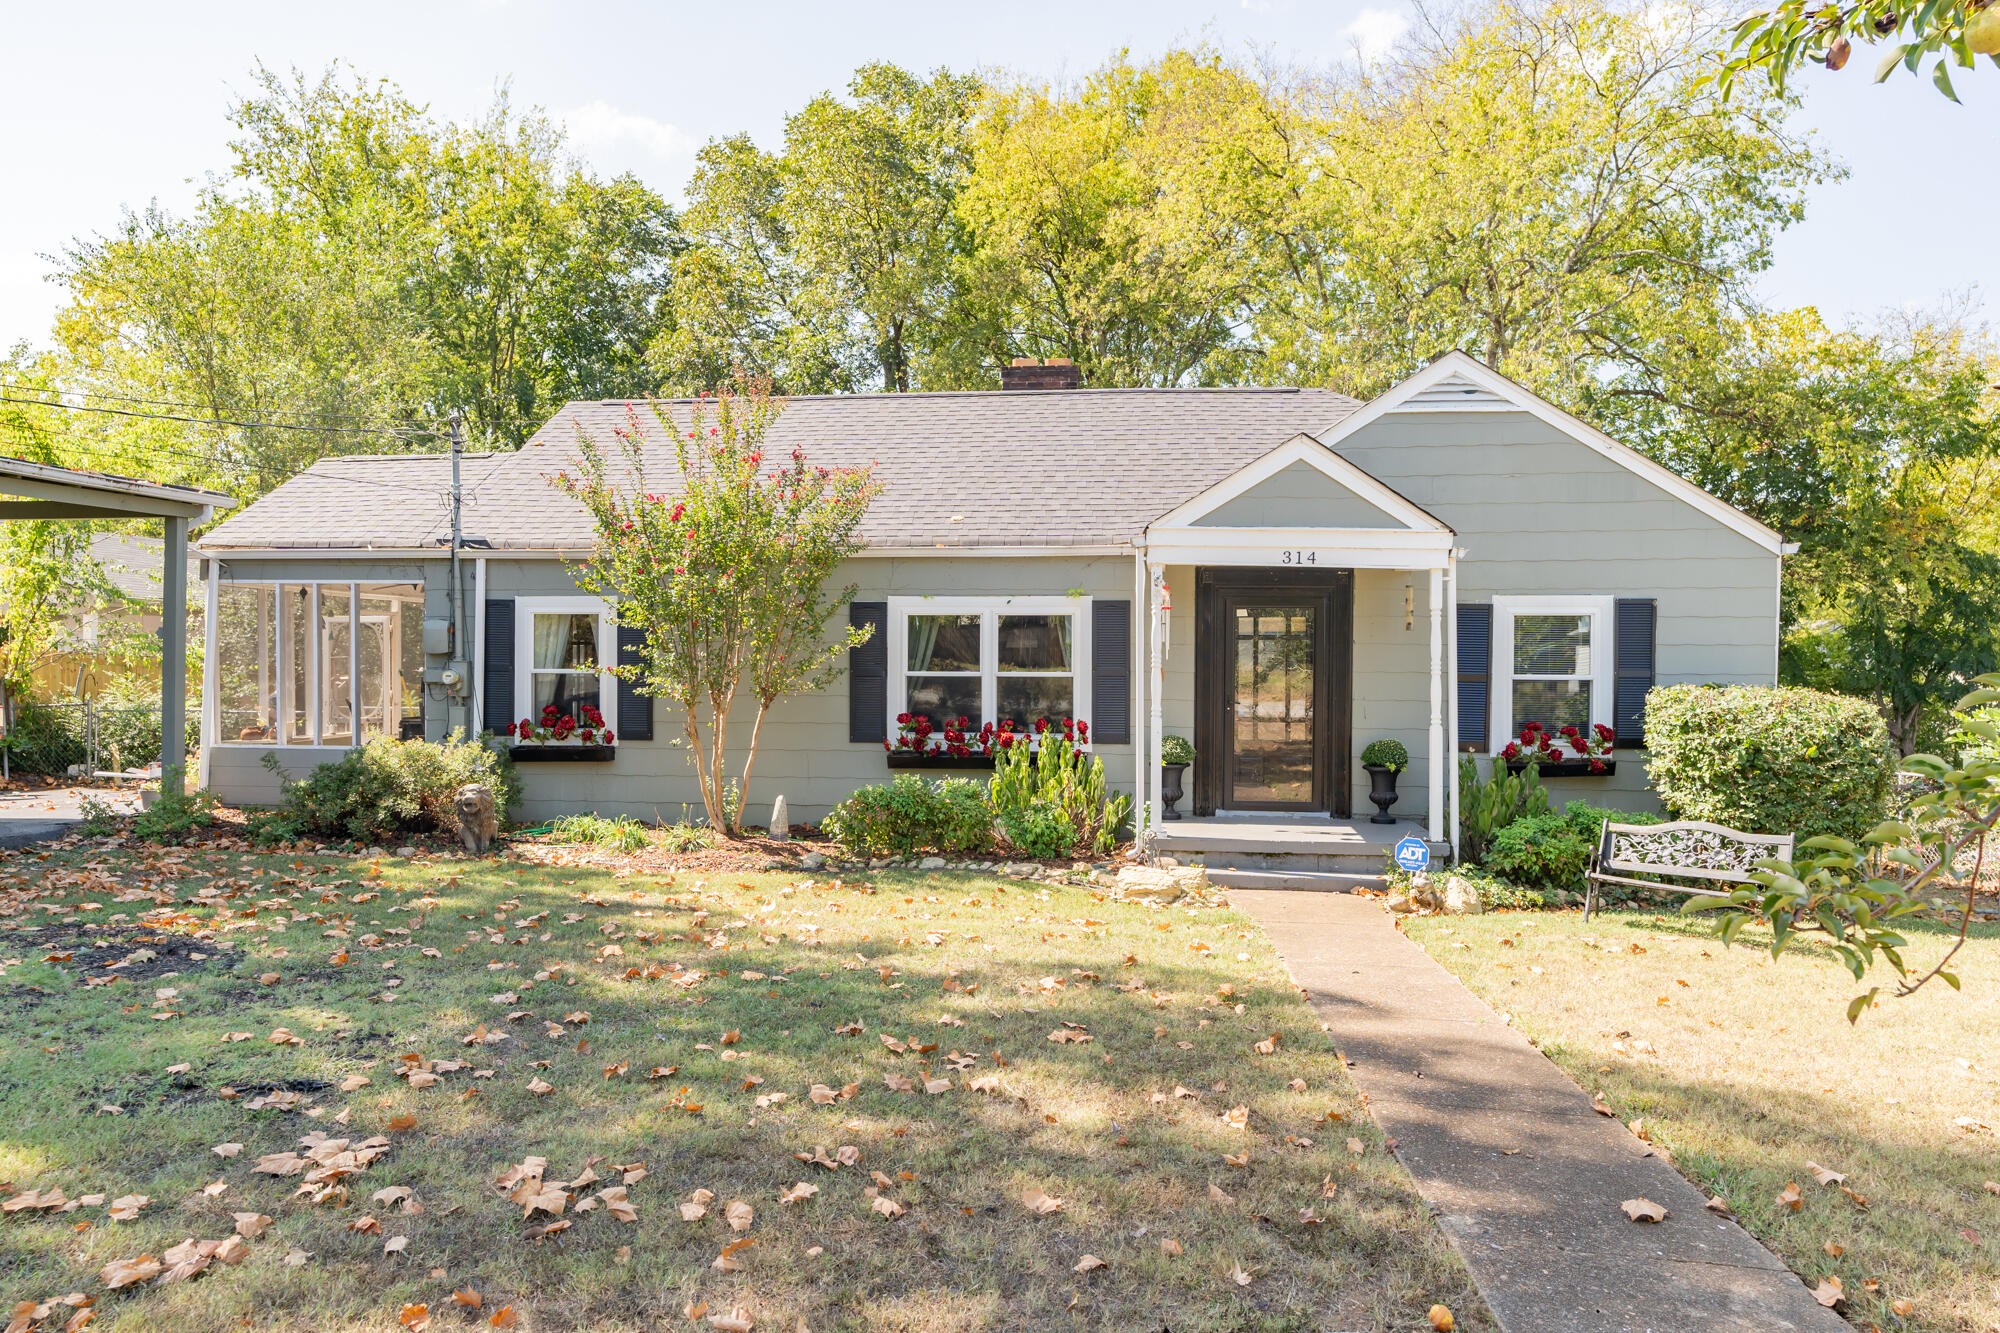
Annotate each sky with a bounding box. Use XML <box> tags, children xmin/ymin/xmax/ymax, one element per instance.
<box><xmin>1</xmin><ymin>0</ymin><xmax>1992</xmax><ymax>356</ymax></box>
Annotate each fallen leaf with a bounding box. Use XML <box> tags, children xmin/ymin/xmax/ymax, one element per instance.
<box><xmin>778</xmin><ymin>1182</ymin><xmax>818</xmax><ymax>1206</ymax></box>
<box><xmin>725</xmin><ymin>1200</ymin><xmax>754</xmax><ymax>1232</ymax></box>
<box><xmin>1229</xmin><ymin>1262</ymin><xmax>1253</xmax><ymax>1286</ymax></box>
<box><xmin>1812</xmin><ymin>1276</ymin><xmax>1843</xmax><ymax>1308</ymax></box>
<box><xmin>1073</xmin><ymin>1254</ymin><xmax>1107</xmax><ymax>1273</ymax></box>
<box><xmin>232</xmin><ymin>1212</ymin><xmax>272</xmax><ymax>1240</ymax></box>
<box><xmin>706</xmin><ymin>1310</ymin><xmax>754</xmax><ymax>1332</ymax></box>
<box><xmin>1777</xmin><ymin>1182</ymin><xmax>1803</xmax><ymax>1212</ymax></box>
<box><xmin>871</xmin><ymin>1196</ymin><xmax>905</xmax><ymax>1219</ymax></box>
<box><xmin>1428</xmin><ymin>1306</ymin><xmax>1456</xmax><ymax>1332</ymax></box>
<box><xmin>1021</xmin><ymin>1187</ymin><xmax>1064</xmax><ymax>1216</ymax></box>
<box><xmin>452</xmin><ymin>1289</ymin><xmax>483</xmax><ymax>1310</ymax></box>
<box><xmin>99</xmin><ymin>1255</ymin><xmax>162</xmax><ymax>1289</ymax></box>
<box><xmin>488</xmin><ymin>1308</ymin><xmax>519</xmax><ymax>1329</ymax></box>
<box><xmin>1806</xmin><ymin>1160</ymin><xmax>1845</xmax><ymax>1187</ymax></box>
<box><xmin>1620</xmin><ymin>1198</ymin><xmax>1667</xmax><ymax>1223</ymax></box>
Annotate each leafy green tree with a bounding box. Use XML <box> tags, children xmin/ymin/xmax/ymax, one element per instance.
<box><xmin>956</xmin><ymin>51</ymin><xmax>1283</xmax><ymax>387</ymax></box>
<box><xmin>658</xmin><ymin>64</ymin><xmax>981</xmax><ymax>395</ymax></box>
<box><xmin>1262</xmin><ymin>0</ymin><xmax>1829</xmax><ymax>400</ymax></box>
<box><xmin>1719</xmin><ymin>0</ymin><xmax>2000</xmax><ymax>101</ymax></box>
<box><xmin>552</xmin><ymin>378</ymin><xmax>881</xmax><ymax>834</ymax></box>
<box><xmin>59</xmin><ymin>62</ymin><xmax>677</xmax><ymax>480</ymax></box>
<box><xmin>1594</xmin><ymin>306</ymin><xmax>2000</xmax><ymax>752</ymax></box>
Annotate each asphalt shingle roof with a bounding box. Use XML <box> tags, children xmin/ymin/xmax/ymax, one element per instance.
<box><xmin>199</xmin><ymin>387</ymin><xmax>1362</xmax><ymax>552</ymax></box>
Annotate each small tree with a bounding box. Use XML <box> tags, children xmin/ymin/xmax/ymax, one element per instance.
<box><xmin>551</xmin><ymin>376</ymin><xmax>880</xmax><ymax>835</ymax></box>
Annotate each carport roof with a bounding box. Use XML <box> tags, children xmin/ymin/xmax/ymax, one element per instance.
<box><xmin>0</xmin><ymin>456</ymin><xmax>235</xmax><ymax>521</ymax></box>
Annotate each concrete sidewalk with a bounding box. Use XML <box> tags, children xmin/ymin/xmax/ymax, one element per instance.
<box><xmin>1234</xmin><ymin>890</ymin><xmax>1847</xmax><ymax>1333</ymax></box>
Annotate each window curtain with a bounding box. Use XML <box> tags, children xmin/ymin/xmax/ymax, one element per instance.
<box><xmin>533</xmin><ymin>613</ymin><xmax>568</xmax><ymax>670</ymax></box>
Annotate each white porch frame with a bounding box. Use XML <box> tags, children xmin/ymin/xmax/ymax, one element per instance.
<box><xmin>1137</xmin><ymin>434</ymin><xmax>1459</xmax><ymax>854</ymax></box>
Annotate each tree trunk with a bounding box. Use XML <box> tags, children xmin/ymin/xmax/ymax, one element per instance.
<box><xmin>736</xmin><ymin>700</ymin><xmax>773</xmax><ymax>834</ymax></box>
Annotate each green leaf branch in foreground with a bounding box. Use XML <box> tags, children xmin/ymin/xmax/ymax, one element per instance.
<box><xmin>1692</xmin><ymin>674</ymin><xmax>2000</xmax><ymax>1019</ymax></box>
<box><xmin>1718</xmin><ymin>1</ymin><xmax>2000</xmax><ymax>102</ymax></box>
<box><xmin>551</xmin><ymin>377</ymin><xmax>882</xmax><ymax>834</ymax></box>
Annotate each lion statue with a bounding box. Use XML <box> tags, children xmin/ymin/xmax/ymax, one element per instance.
<box><xmin>454</xmin><ymin>782</ymin><xmax>499</xmax><ymax>855</ymax></box>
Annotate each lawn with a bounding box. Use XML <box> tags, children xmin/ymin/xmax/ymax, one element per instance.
<box><xmin>0</xmin><ymin>837</ymin><xmax>1484</xmax><ymax>1332</ymax></box>
<box><xmin>1405</xmin><ymin>907</ymin><xmax>2000</xmax><ymax>1333</ymax></box>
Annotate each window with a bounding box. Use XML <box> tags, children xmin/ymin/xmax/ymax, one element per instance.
<box><xmin>213</xmin><ymin>582</ymin><xmax>425</xmax><ymax>745</ymax></box>
<box><xmin>1488</xmin><ymin>595</ymin><xmax>1614</xmax><ymax>751</ymax></box>
<box><xmin>514</xmin><ymin>597</ymin><xmax>615</xmax><ymax>729</ymax></box>
<box><xmin>888</xmin><ymin>597</ymin><xmax>1090</xmax><ymax>732</ymax></box>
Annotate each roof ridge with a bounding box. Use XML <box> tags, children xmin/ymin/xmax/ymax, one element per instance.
<box><xmin>581</xmin><ymin>386</ymin><xmax>1360</xmax><ymax>408</ymax></box>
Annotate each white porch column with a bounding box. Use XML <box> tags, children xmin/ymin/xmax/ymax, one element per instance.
<box><xmin>161</xmin><ymin>515</ymin><xmax>189</xmax><ymax>794</ymax></box>
<box><xmin>1445</xmin><ymin>551</ymin><xmax>1462</xmax><ymax>862</ymax></box>
<box><xmin>198</xmin><ymin>555</ymin><xmax>218</xmax><ymax>790</ymax></box>
<box><xmin>1147</xmin><ymin>561</ymin><xmax>1167</xmax><ymax>845</ymax></box>
<box><xmin>1427</xmin><ymin>565</ymin><xmax>1445</xmax><ymax>844</ymax></box>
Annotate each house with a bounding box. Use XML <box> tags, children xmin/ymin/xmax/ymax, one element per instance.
<box><xmin>193</xmin><ymin>352</ymin><xmax>1788</xmax><ymax>861</ymax></box>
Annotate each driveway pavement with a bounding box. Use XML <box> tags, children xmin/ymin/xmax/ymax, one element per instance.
<box><xmin>1233</xmin><ymin>890</ymin><xmax>1848</xmax><ymax>1333</ymax></box>
<box><xmin>0</xmin><ymin>785</ymin><xmax>138</xmax><ymax>848</ymax></box>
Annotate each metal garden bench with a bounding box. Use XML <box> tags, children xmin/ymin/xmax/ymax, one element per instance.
<box><xmin>1584</xmin><ymin>820</ymin><xmax>1795</xmax><ymax>921</ymax></box>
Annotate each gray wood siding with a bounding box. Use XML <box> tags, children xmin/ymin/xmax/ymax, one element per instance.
<box><xmin>1192</xmin><ymin>461</ymin><xmax>1404</xmax><ymax>528</ymax></box>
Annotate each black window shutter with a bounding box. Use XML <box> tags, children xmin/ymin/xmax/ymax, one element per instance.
<box><xmin>848</xmin><ymin>601</ymin><xmax>888</xmax><ymax>743</ymax></box>
<box><xmin>616</xmin><ymin>623</ymin><xmax>653</xmax><ymax>741</ymax></box>
<box><xmin>1613</xmin><ymin>598</ymin><xmax>1657</xmax><ymax>748</ymax></box>
<box><xmin>1457</xmin><ymin>603</ymin><xmax>1492</xmax><ymax>752</ymax></box>
<box><xmin>1090</xmin><ymin>599</ymin><xmax>1132</xmax><ymax>744</ymax></box>
<box><xmin>482</xmin><ymin>598</ymin><xmax>514</xmax><ymax>733</ymax></box>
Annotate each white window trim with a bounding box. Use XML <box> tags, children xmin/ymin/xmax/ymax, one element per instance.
<box><xmin>885</xmin><ymin>595</ymin><xmax>1092</xmax><ymax>737</ymax></box>
<box><xmin>1488</xmin><ymin>594</ymin><xmax>1615</xmax><ymax>754</ymax></box>
<box><xmin>513</xmin><ymin>595</ymin><xmax>617</xmax><ymax>729</ymax></box>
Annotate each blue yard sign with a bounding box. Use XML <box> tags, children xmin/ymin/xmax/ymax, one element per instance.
<box><xmin>1393</xmin><ymin>835</ymin><xmax>1431</xmax><ymax>874</ymax></box>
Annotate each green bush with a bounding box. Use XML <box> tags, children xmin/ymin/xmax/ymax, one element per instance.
<box><xmin>1457</xmin><ymin>755</ymin><xmax>1550</xmax><ymax>863</ymax></box>
<box><xmin>989</xmin><ymin>737</ymin><xmax>1131</xmax><ymax>858</ymax></box>
<box><xmin>552</xmin><ymin>814</ymin><xmax>649</xmax><ymax>852</ymax></box>
<box><xmin>264</xmin><ymin>733</ymin><xmax>519</xmax><ymax>844</ymax></box>
<box><xmin>131</xmin><ymin>768</ymin><xmax>219</xmax><ymax>844</ymax></box>
<box><xmin>1361</xmin><ymin>738</ymin><xmax>1409</xmax><ymax>771</ymax></box>
<box><xmin>822</xmin><ymin>774</ymin><xmax>995</xmax><ymax>859</ymax></box>
<box><xmin>1559</xmin><ymin>800</ymin><xmax>1662</xmax><ymax>847</ymax></box>
<box><xmin>1482</xmin><ymin>811</ymin><xmax>1594</xmax><ymax>889</ymax></box>
<box><xmin>4</xmin><ymin>702</ymin><xmax>88</xmax><ymax>775</ymax></box>
<box><xmin>1644</xmin><ymin>684</ymin><xmax>1892</xmax><ymax>840</ymax></box>
<box><xmin>1161</xmin><ymin>735</ymin><xmax>1196</xmax><ymax>766</ymax></box>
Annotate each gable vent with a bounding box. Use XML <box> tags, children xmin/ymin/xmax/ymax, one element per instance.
<box><xmin>1393</xmin><ymin>372</ymin><xmax>1511</xmax><ymax>411</ymax></box>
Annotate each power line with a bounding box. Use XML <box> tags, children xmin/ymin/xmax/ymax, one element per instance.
<box><xmin>0</xmin><ymin>380</ymin><xmax>439</xmax><ymax>434</ymax></box>
<box><xmin>0</xmin><ymin>392</ymin><xmax>442</xmax><ymax>441</ymax></box>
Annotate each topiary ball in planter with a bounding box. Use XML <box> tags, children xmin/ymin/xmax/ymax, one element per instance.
<box><xmin>1159</xmin><ymin>735</ymin><xmax>1195</xmax><ymax>821</ymax></box>
<box><xmin>1360</xmin><ymin>738</ymin><xmax>1408</xmax><ymax>825</ymax></box>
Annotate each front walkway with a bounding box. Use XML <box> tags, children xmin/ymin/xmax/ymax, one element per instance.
<box><xmin>0</xmin><ymin>785</ymin><xmax>134</xmax><ymax>848</ymax></box>
<box><xmin>1233</xmin><ymin>890</ymin><xmax>1847</xmax><ymax>1333</ymax></box>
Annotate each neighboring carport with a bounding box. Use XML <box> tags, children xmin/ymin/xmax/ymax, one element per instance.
<box><xmin>0</xmin><ymin>456</ymin><xmax>234</xmax><ymax>794</ymax></box>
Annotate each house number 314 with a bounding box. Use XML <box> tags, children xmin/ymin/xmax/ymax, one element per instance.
<box><xmin>1280</xmin><ymin>550</ymin><xmax>1319</xmax><ymax>565</ymax></box>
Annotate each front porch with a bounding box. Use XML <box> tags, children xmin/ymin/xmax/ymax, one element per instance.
<box><xmin>1153</xmin><ymin>812</ymin><xmax>1439</xmax><ymax>889</ymax></box>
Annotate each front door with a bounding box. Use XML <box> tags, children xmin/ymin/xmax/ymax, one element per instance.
<box><xmin>1193</xmin><ymin>568</ymin><xmax>1352</xmax><ymax>817</ymax></box>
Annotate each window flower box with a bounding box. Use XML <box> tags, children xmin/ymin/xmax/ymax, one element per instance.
<box><xmin>883</xmin><ymin>713</ymin><xmax>1088</xmax><ymax>768</ymax></box>
<box><xmin>504</xmin><ymin>705</ymin><xmax>616</xmax><ymax>762</ymax></box>
<box><xmin>1499</xmin><ymin>720</ymin><xmax>1616</xmax><ymax>777</ymax></box>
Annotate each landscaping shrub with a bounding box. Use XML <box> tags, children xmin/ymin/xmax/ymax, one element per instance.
<box><xmin>551</xmin><ymin>814</ymin><xmax>649</xmax><ymax>852</ymax></box>
<box><xmin>1644</xmin><ymin>684</ymin><xmax>1893</xmax><ymax>840</ymax></box>
<box><xmin>1457</xmin><ymin>755</ymin><xmax>1549</xmax><ymax>863</ymax></box>
<box><xmin>822</xmin><ymin>775</ymin><xmax>995</xmax><ymax>859</ymax></box>
<box><xmin>1482</xmin><ymin>811</ymin><xmax>1595</xmax><ymax>889</ymax></box>
<box><xmin>262</xmin><ymin>734</ymin><xmax>518</xmax><ymax>844</ymax></box>
<box><xmin>3</xmin><ymin>701</ymin><xmax>88</xmax><ymax>775</ymax></box>
<box><xmin>989</xmin><ymin>736</ymin><xmax>1131</xmax><ymax>858</ymax></box>
<box><xmin>130</xmin><ymin>768</ymin><xmax>219</xmax><ymax>844</ymax></box>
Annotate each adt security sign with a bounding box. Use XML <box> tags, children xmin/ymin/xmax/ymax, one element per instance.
<box><xmin>1392</xmin><ymin>835</ymin><xmax>1431</xmax><ymax>874</ymax></box>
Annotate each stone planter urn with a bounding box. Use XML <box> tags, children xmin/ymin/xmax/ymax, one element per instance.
<box><xmin>1160</xmin><ymin>762</ymin><xmax>1189</xmax><ymax>821</ymax></box>
<box><xmin>1364</xmin><ymin>764</ymin><xmax>1400</xmax><ymax>824</ymax></box>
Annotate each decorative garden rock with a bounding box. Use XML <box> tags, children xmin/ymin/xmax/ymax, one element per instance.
<box><xmin>454</xmin><ymin>783</ymin><xmax>499</xmax><ymax>856</ymax></box>
<box><xmin>1113</xmin><ymin>863</ymin><xmax>1209</xmax><ymax>901</ymax></box>
<box><xmin>1442</xmin><ymin>874</ymin><xmax>1486</xmax><ymax>915</ymax></box>
<box><xmin>769</xmin><ymin>795</ymin><xmax>790</xmax><ymax>842</ymax></box>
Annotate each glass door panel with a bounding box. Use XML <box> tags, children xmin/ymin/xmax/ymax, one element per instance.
<box><xmin>1229</xmin><ymin>604</ymin><xmax>1316</xmax><ymax>807</ymax></box>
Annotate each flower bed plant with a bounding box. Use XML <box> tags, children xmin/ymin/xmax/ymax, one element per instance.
<box><xmin>1500</xmin><ymin>720</ymin><xmax>1615</xmax><ymax>774</ymax></box>
<box><xmin>885</xmin><ymin>713</ymin><xmax>1089</xmax><ymax>764</ymax></box>
<box><xmin>504</xmin><ymin>703</ymin><xmax>616</xmax><ymax>749</ymax></box>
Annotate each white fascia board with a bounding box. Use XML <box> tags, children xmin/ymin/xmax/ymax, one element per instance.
<box><xmin>1142</xmin><ymin>525</ymin><xmax>1452</xmax><ymax>570</ymax></box>
<box><xmin>1150</xmin><ymin>433</ymin><xmax>1450</xmax><ymax>533</ymax></box>
<box><xmin>1321</xmin><ymin>351</ymin><xmax>1788</xmax><ymax>557</ymax></box>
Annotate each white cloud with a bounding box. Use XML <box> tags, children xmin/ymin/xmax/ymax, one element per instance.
<box><xmin>1341</xmin><ymin>8</ymin><xmax>1410</xmax><ymax>64</ymax></box>
<box><xmin>560</xmin><ymin>101</ymin><xmax>695</xmax><ymax>161</ymax></box>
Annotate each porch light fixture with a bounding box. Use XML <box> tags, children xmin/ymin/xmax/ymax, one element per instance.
<box><xmin>1404</xmin><ymin>583</ymin><xmax>1414</xmax><ymax>631</ymax></box>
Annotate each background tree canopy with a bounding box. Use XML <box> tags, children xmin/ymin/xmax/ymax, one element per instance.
<box><xmin>3</xmin><ymin>0</ymin><xmax>1997</xmax><ymax>737</ymax></box>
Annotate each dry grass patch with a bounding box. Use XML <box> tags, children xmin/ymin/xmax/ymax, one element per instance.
<box><xmin>1407</xmin><ymin>907</ymin><xmax>2000</xmax><ymax>1333</ymax></box>
<box><xmin>0</xmin><ymin>842</ymin><xmax>1485</xmax><ymax>1331</ymax></box>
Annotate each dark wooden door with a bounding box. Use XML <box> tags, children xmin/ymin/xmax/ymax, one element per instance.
<box><xmin>1193</xmin><ymin>568</ymin><xmax>1352</xmax><ymax>817</ymax></box>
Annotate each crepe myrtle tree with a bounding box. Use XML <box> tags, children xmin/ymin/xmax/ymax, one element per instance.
<box><xmin>551</xmin><ymin>375</ymin><xmax>882</xmax><ymax>835</ymax></box>
<box><xmin>1694</xmin><ymin>674</ymin><xmax>2000</xmax><ymax>1022</ymax></box>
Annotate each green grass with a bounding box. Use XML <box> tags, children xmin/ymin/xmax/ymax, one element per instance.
<box><xmin>548</xmin><ymin>813</ymin><xmax>652</xmax><ymax>853</ymax></box>
<box><xmin>0</xmin><ymin>843</ymin><xmax>1484</xmax><ymax>1331</ymax></box>
<box><xmin>1407</xmin><ymin>907</ymin><xmax>2000</xmax><ymax>1333</ymax></box>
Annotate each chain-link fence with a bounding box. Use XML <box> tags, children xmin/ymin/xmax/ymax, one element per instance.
<box><xmin>1</xmin><ymin>699</ymin><xmax>201</xmax><ymax>777</ymax></box>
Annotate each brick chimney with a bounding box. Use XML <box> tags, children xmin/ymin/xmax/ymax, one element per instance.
<box><xmin>1001</xmin><ymin>356</ymin><xmax>1084</xmax><ymax>390</ymax></box>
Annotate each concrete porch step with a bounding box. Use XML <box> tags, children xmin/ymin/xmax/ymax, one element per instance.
<box><xmin>1204</xmin><ymin>868</ymin><xmax>1383</xmax><ymax>892</ymax></box>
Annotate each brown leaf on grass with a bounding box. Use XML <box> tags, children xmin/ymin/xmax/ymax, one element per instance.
<box><xmin>232</xmin><ymin>1212</ymin><xmax>273</xmax><ymax>1239</ymax></box>
<box><xmin>1223</xmin><ymin>1105</ymin><xmax>1250</xmax><ymax>1131</ymax></box>
<box><xmin>1160</xmin><ymin>1237</ymin><xmax>1182</xmax><ymax>1256</ymax></box>
<box><xmin>269</xmin><ymin>1028</ymin><xmax>303</xmax><ymax>1046</ymax></box>
<box><xmin>779</xmin><ymin>1182</ymin><xmax>818</xmax><ymax>1205</ymax></box>
<box><xmin>1620</xmin><ymin>1198</ymin><xmax>1667</xmax><ymax>1223</ymax></box>
<box><xmin>1345</xmin><ymin>1137</ymin><xmax>1365</xmax><ymax>1156</ymax></box>
<box><xmin>107</xmin><ymin>1194</ymin><xmax>149</xmax><ymax>1221</ymax></box>
<box><xmin>922</xmin><ymin>1078</ymin><xmax>951</xmax><ymax>1095</ymax></box>
<box><xmin>870</xmin><ymin>1196</ymin><xmax>906</xmax><ymax>1219</ymax></box>
<box><xmin>383</xmin><ymin>1235</ymin><xmax>409</xmax><ymax>1255</ymax></box>
<box><xmin>1704</xmin><ymin>1196</ymin><xmax>1732</xmax><ymax>1216</ymax></box>
<box><xmin>706</xmin><ymin>1310</ymin><xmax>754</xmax><ymax>1332</ymax></box>
<box><xmin>99</xmin><ymin>1255</ymin><xmax>162</xmax><ymax>1289</ymax></box>
<box><xmin>1253</xmin><ymin>1032</ymin><xmax>1281</xmax><ymax>1055</ymax></box>
<box><xmin>1891</xmin><ymin>1298</ymin><xmax>1916</xmax><ymax>1316</ymax></box>
<box><xmin>1207</xmin><ymin>1182</ymin><xmax>1234</xmax><ymax>1205</ymax></box>
<box><xmin>597</xmin><ymin>1186</ymin><xmax>639</xmax><ymax>1223</ymax></box>
<box><xmin>1811</xmin><ymin>1276</ymin><xmax>1843</xmax><ymax>1308</ymax></box>
<box><xmin>349</xmin><ymin>1216</ymin><xmax>382</xmax><ymax>1235</ymax></box>
<box><xmin>212</xmin><ymin>1143</ymin><xmax>243</xmax><ymax>1158</ymax></box>
<box><xmin>1776</xmin><ymin>1182</ymin><xmax>1803</xmax><ymax>1212</ymax></box>
<box><xmin>526</xmin><ymin>1078</ymin><xmax>554</xmax><ymax>1096</ymax></box>
<box><xmin>1822</xmin><ymin>1240</ymin><xmax>1844</xmax><ymax>1258</ymax></box>
<box><xmin>1222</xmin><ymin>1151</ymin><xmax>1249</xmax><ymax>1168</ymax></box>
<box><xmin>1073</xmin><ymin>1254</ymin><xmax>1107</xmax><ymax>1273</ymax></box>
<box><xmin>1229</xmin><ymin>1262</ymin><xmax>1253</xmax><ymax>1286</ymax></box>
<box><xmin>399</xmin><ymin>1305</ymin><xmax>431</xmax><ymax>1331</ymax></box>
<box><xmin>711</xmin><ymin>1238</ymin><xmax>754</xmax><ymax>1272</ymax></box>
<box><xmin>1806</xmin><ymin>1161</ymin><xmax>1845</xmax><ymax>1187</ymax></box>
<box><xmin>680</xmin><ymin>1188</ymin><xmax>715</xmax><ymax>1221</ymax></box>
<box><xmin>725</xmin><ymin>1200</ymin><xmax>754</xmax><ymax>1232</ymax></box>
<box><xmin>488</xmin><ymin>1306</ymin><xmax>519</xmax><ymax>1328</ymax></box>
<box><xmin>452</xmin><ymin>1290</ymin><xmax>483</xmax><ymax>1309</ymax></box>
<box><xmin>1021</xmin><ymin>1188</ymin><xmax>1064</xmax><ymax>1216</ymax></box>
<box><xmin>1428</xmin><ymin>1305</ymin><xmax>1456</xmax><ymax>1331</ymax></box>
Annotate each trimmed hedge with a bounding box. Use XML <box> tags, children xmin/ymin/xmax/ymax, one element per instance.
<box><xmin>1644</xmin><ymin>684</ymin><xmax>1892</xmax><ymax>841</ymax></box>
<box><xmin>822</xmin><ymin>775</ymin><xmax>994</xmax><ymax>859</ymax></box>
